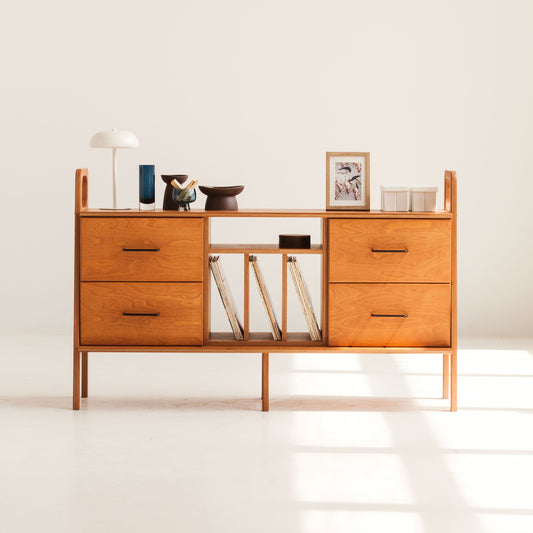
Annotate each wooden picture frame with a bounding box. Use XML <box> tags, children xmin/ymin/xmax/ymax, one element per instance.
<box><xmin>326</xmin><ymin>152</ymin><xmax>370</xmax><ymax>210</ymax></box>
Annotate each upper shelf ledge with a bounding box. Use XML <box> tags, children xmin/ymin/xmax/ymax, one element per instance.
<box><xmin>79</xmin><ymin>208</ymin><xmax>452</xmax><ymax>218</ymax></box>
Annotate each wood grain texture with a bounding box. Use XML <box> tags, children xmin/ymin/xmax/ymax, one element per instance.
<box><xmin>207</xmin><ymin>331</ymin><xmax>321</xmax><ymax>345</ymax></box>
<box><xmin>282</xmin><ymin>254</ymin><xmax>288</xmax><ymax>341</ymax></box>
<box><xmin>322</xmin><ymin>218</ymin><xmax>328</xmax><ymax>345</ymax></box>
<box><xmin>203</xmin><ymin>218</ymin><xmax>211</xmax><ymax>344</ymax></box>
<box><xmin>328</xmin><ymin>283</ymin><xmax>451</xmax><ymax>347</ymax></box>
<box><xmin>329</xmin><ymin>218</ymin><xmax>451</xmax><ymax>283</ymax></box>
<box><xmin>443</xmin><ymin>353</ymin><xmax>450</xmax><ymax>399</ymax></box>
<box><xmin>75</xmin><ymin>169</ymin><xmax>88</xmax><ymax>214</ymax></box>
<box><xmin>79</xmin><ymin>344</ymin><xmax>448</xmax><ymax>354</ymax></box>
<box><xmin>80</xmin><ymin>282</ymin><xmax>203</xmax><ymax>345</ymax></box>
<box><xmin>73</xmin><ymin>349</ymin><xmax>80</xmax><ymax>410</ymax></box>
<box><xmin>80</xmin><ymin>209</ymin><xmax>452</xmax><ymax>219</ymax></box>
<box><xmin>209</xmin><ymin>244</ymin><xmax>323</xmax><ymax>254</ymax></box>
<box><xmin>451</xmin><ymin>349</ymin><xmax>457</xmax><ymax>411</ymax></box>
<box><xmin>446</xmin><ymin>170</ymin><xmax>458</xmax><ymax>411</ymax></box>
<box><xmin>243</xmin><ymin>253</ymin><xmax>250</xmax><ymax>341</ymax></box>
<box><xmin>81</xmin><ymin>218</ymin><xmax>203</xmax><ymax>281</ymax></box>
<box><xmin>262</xmin><ymin>353</ymin><xmax>269</xmax><ymax>411</ymax></box>
<box><xmin>81</xmin><ymin>352</ymin><xmax>88</xmax><ymax>398</ymax></box>
<box><xmin>73</xmin><ymin>170</ymin><xmax>86</xmax><ymax>409</ymax></box>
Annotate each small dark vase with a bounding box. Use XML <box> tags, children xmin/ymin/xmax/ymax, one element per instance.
<box><xmin>161</xmin><ymin>175</ymin><xmax>196</xmax><ymax>211</ymax></box>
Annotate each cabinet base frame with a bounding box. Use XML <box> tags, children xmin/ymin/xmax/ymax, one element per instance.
<box><xmin>72</xmin><ymin>348</ymin><xmax>457</xmax><ymax>412</ymax></box>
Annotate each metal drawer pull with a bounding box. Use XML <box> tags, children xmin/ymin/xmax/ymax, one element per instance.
<box><xmin>122</xmin><ymin>312</ymin><xmax>160</xmax><ymax>317</ymax></box>
<box><xmin>371</xmin><ymin>248</ymin><xmax>408</xmax><ymax>253</ymax></box>
<box><xmin>122</xmin><ymin>248</ymin><xmax>160</xmax><ymax>252</ymax></box>
<box><xmin>371</xmin><ymin>313</ymin><xmax>408</xmax><ymax>318</ymax></box>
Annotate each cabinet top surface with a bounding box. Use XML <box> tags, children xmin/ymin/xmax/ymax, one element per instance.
<box><xmin>80</xmin><ymin>208</ymin><xmax>452</xmax><ymax>219</ymax></box>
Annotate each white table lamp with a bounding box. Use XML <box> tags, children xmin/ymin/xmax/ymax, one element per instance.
<box><xmin>90</xmin><ymin>129</ymin><xmax>139</xmax><ymax>209</ymax></box>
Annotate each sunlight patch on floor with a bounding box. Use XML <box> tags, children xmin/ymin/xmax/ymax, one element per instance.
<box><xmin>292</xmin><ymin>452</ymin><xmax>415</xmax><ymax>504</ymax></box>
<box><xmin>300</xmin><ymin>510</ymin><xmax>425</xmax><ymax>533</ymax></box>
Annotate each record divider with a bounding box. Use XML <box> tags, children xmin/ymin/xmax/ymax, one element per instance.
<box><xmin>243</xmin><ymin>253</ymin><xmax>250</xmax><ymax>341</ymax></box>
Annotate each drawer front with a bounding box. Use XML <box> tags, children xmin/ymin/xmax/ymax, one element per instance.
<box><xmin>80</xmin><ymin>282</ymin><xmax>203</xmax><ymax>345</ymax></box>
<box><xmin>328</xmin><ymin>219</ymin><xmax>451</xmax><ymax>282</ymax></box>
<box><xmin>328</xmin><ymin>283</ymin><xmax>450</xmax><ymax>347</ymax></box>
<box><xmin>81</xmin><ymin>218</ymin><xmax>203</xmax><ymax>281</ymax></box>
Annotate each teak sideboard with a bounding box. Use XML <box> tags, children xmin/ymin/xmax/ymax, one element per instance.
<box><xmin>73</xmin><ymin>170</ymin><xmax>458</xmax><ymax>411</ymax></box>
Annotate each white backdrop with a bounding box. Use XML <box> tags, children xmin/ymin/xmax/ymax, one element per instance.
<box><xmin>0</xmin><ymin>0</ymin><xmax>532</xmax><ymax>336</ymax></box>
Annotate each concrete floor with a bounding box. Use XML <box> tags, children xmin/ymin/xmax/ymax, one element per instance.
<box><xmin>0</xmin><ymin>336</ymin><xmax>532</xmax><ymax>533</ymax></box>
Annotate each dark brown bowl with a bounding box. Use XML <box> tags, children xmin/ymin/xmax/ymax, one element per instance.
<box><xmin>198</xmin><ymin>185</ymin><xmax>244</xmax><ymax>197</ymax></box>
<box><xmin>198</xmin><ymin>185</ymin><xmax>244</xmax><ymax>210</ymax></box>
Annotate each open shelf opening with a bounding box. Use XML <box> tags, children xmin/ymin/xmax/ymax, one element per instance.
<box><xmin>207</xmin><ymin>216</ymin><xmax>325</xmax><ymax>345</ymax></box>
<box><xmin>209</xmin><ymin>217</ymin><xmax>323</xmax><ymax>248</ymax></box>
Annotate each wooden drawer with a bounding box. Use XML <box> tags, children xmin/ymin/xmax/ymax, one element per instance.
<box><xmin>80</xmin><ymin>282</ymin><xmax>203</xmax><ymax>345</ymax></box>
<box><xmin>328</xmin><ymin>283</ymin><xmax>450</xmax><ymax>347</ymax></box>
<box><xmin>328</xmin><ymin>219</ymin><xmax>451</xmax><ymax>282</ymax></box>
<box><xmin>81</xmin><ymin>218</ymin><xmax>203</xmax><ymax>281</ymax></box>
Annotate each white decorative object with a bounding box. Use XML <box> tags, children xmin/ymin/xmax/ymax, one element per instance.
<box><xmin>410</xmin><ymin>186</ymin><xmax>438</xmax><ymax>212</ymax></box>
<box><xmin>380</xmin><ymin>185</ymin><xmax>409</xmax><ymax>211</ymax></box>
<box><xmin>89</xmin><ymin>129</ymin><xmax>139</xmax><ymax>209</ymax></box>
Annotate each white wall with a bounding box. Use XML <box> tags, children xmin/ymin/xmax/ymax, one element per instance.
<box><xmin>0</xmin><ymin>0</ymin><xmax>531</xmax><ymax>336</ymax></box>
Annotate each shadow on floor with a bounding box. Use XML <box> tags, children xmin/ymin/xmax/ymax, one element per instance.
<box><xmin>1</xmin><ymin>394</ymin><xmax>449</xmax><ymax>412</ymax></box>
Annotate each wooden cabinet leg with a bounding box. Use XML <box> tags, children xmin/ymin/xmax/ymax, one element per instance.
<box><xmin>81</xmin><ymin>352</ymin><xmax>88</xmax><ymax>398</ymax></box>
<box><xmin>262</xmin><ymin>353</ymin><xmax>269</xmax><ymax>412</ymax></box>
<box><xmin>442</xmin><ymin>353</ymin><xmax>450</xmax><ymax>399</ymax></box>
<box><xmin>73</xmin><ymin>349</ymin><xmax>80</xmax><ymax>410</ymax></box>
<box><xmin>450</xmin><ymin>349</ymin><xmax>457</xmax><ymax>411</ymax></box>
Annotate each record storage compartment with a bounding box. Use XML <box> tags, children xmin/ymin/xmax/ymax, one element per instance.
<box><xmin>207</xmin><ymin>217</ymin><xmax>325</xmax><ymax>346</ymax></box>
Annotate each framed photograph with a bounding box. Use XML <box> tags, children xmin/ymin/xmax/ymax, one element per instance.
<box><xmin>326</xmin><ymin>152</ymin><xmax>370</xmax><ymax>210</ymax></box>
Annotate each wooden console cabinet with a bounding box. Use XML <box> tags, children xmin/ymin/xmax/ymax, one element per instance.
<box><xmin>74</xmin><ymin>170</ymin><xmax>457</xmax><ymax>411</ymax></box>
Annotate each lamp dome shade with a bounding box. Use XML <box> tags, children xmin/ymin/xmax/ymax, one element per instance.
<box><xmin>90</xmin><ymin>129</ymin><xmax>139</xmax><ymax>149</ymax></box>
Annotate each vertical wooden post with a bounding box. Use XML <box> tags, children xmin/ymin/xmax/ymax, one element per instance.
<box><xmin>244</xmin><ymin>253</ymin><xmax>250</xmax><ymax>341</ymax></box>
<box><xmin>442</xmin><ymin>353</ymin><xmax>450</xmax><ymax>399</ymax></box>
<box><xmin>73</xmin><ymin>169</ymin><xmax>88</xmax><ymax>410</ymax></box>
<box><xmin>203</xmin><ymin>218</ymin><xmax>211</xmax><ymax>344</ymax></box>
<box><xmin>262</xmin><ymin>352</ymin><xmax>269</xmax><ymax>411</ymax></box>
<box><xmin>281</xmin><ymin>254</ymin><xmax>288</xmax><ymax>341</ymax></box>
<box><xmin>445</xmin><ymin>170</ymin><xmax>458</xmax><ymax>412</ymax></box>
<box><xmin>450</xmin><ymin>349</ymin><xmax>457</xmax><ymax>411</ymax></box>
<box><xmin>73</xmin><ymin>349</ymin><xmax>80</xmax><ymax>410</ymax></box>
<box><xmin>321</xmin><ymin>218</ymin><xmax>328</xmax><ymax>345</ymax></box>
<box><xmin>81</xmin><ymin>352</ymin><xmax>88</xmax><ymax>398</ymax></box>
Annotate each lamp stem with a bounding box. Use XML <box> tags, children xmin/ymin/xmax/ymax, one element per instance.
<box><xmin>112</xmin><ymin>147</ymin><xmax>118</xmax><ymax>209</ymax></box>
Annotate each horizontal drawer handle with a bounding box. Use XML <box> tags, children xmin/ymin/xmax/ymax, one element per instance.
<box><xmin>371</xmin><ymin>248</ymin><xmax>408</xmax><ymax>253</ymax></box>
<box><xmin>122</xmin><ymin>248</ymin><xmax>160</xmax><ymax>252</ymax></box>
<box><xmin>371</xmin><ymin>313</ymin><xmax>408</xmax><ymax>318</ymax></box>
<box><xmin>122</xmin><ymin>312</ymin><xmax>160</xmax><ymax>317</ymax></box>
